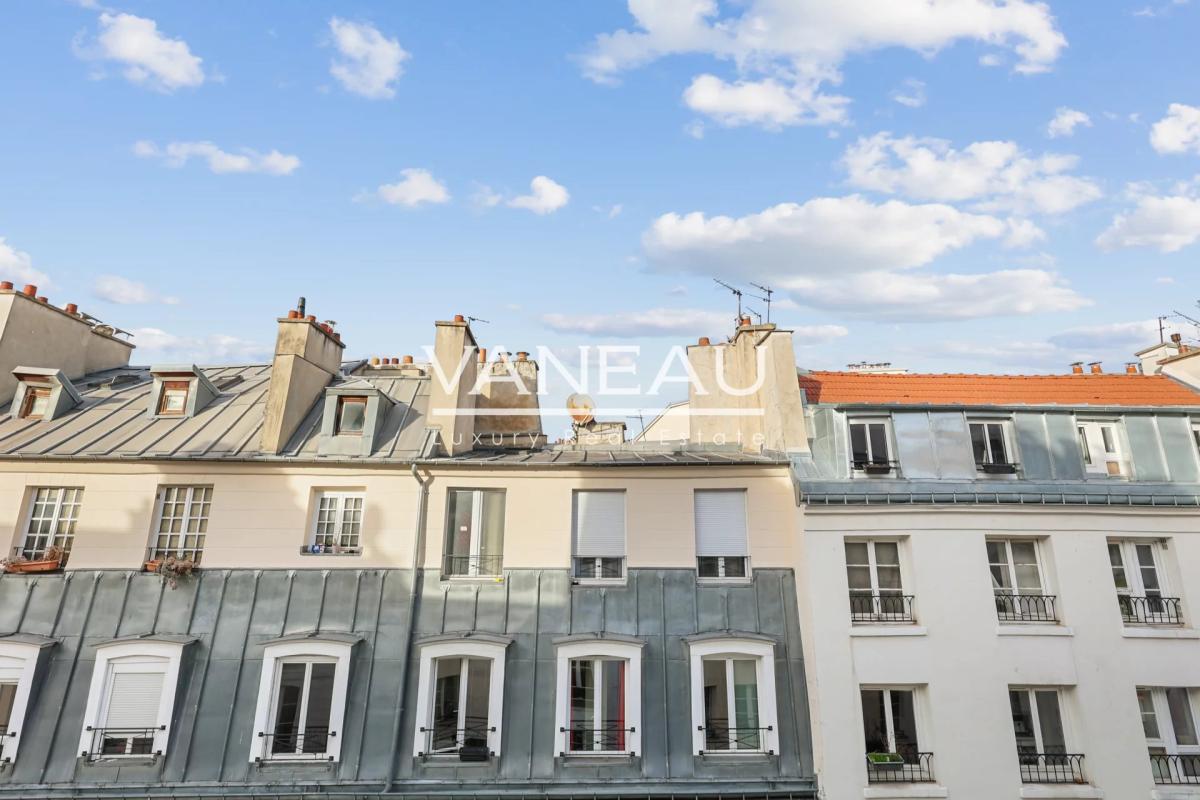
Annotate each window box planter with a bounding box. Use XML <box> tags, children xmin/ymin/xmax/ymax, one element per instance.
<box><xmin>860</xmin><ymin>464</ymin><xmax>894</xmax><ymax>476</ymax></box>
<box><xmin>3</xmin><ymin>546</ymin><xmax>64</xmax><ymax>574</ymax></box>
<box><xmin>867</xmin><ymin>752</ymin><xmax>905</xmax><ymax>770</ymax></box>
<box><xmin>980</xmin><ymin>463</ymin><xmax>1018</xmax><ymax>475</ymax></box>
<box><xmin>143</xmin><ymin>559</ymin><xmax>162</xmax><ymax>573</ymax></box>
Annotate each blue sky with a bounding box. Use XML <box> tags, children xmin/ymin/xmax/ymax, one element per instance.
<box><xmin>1</xmin><ymin>1</ymin><xmax>1198</xmax><ymax>429</ymax></box>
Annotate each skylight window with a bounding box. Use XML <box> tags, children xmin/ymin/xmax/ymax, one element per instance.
<box><xmin>19</xmin><ymin>386</ymin><xmax>51</xmax><ymax>419</ymax></box>
<box><xmin>157</xmin><ymin>381</ymin><xmax>190</xmax><ymax>416</ymax></box>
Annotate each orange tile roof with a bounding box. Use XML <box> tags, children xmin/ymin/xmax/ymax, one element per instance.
<box><xmin>797</xmin><ymin>371</ymin><xmax>1200</xmax><ymax>407</ymax></box>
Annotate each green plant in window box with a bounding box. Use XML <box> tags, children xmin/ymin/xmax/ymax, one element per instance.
<box><xmin>148</xmin><ymin>554</ymin><xmax>196</xmax><ymax>589</ymax></box>
<box><xmin>867</xmin><ymin>752</ymin><xmax>905</xmax><ymax>769</ymax></box>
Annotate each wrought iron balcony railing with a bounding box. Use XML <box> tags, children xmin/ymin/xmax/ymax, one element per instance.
<box><xmin>995</xmin><ymin>592</ymin><xmax>1058</xmax><ymax>623</ymax></box>
<box><xmin>442</xmin><ymin>553</ymin><xmax>503</xmax><ymax>577</ymax></box>
<box><xmin>865</xmin><ymin>747</ymin><xmax>935</xmax><ymax>783</ymax></box>
<box><xmin>1150</xmin><ymin>752</ymin><xmax>1200</xmax><ymax>784</ymax></box>
<box><xmin>559</xmin><ymin>724</ymin><xmax>636</xmax><ymax>756</ymax></box>
<box><xmin>81</xmin><ymin>725</ymin><xmax>164</xmax><ymax>761</ymax></box>
<box><xmin>417</xmin><ymin>716</ymin><xmax>495</xmax><ymax>760</ymax></box>
<box><xmin>1018</xmin><ymin>751</ymin><xmax>1086</xmax><ymax>784</ymax></box>
<box><xmin>255</xmin><ymin>726</ymin><xmax>335</xmax><ymax>762</ymax></box>
<box><xmin>697</xmin><ymin>721</ymin><xmax>774</xmax><ymax>754</ymax></box>
<box><xmin>1120</xmin><ymin>595</ymin><xmax>1184</xmax><ymax>626</ymax></box>
<box><xmin>572</xmin><ymin>557</ymin><xmax>625</xmax><ymax>580</ymax></box>
<box><xmin>850</xmin><ymin>593</ymin><xmax>916</xmax><ymax>623</ymax></box>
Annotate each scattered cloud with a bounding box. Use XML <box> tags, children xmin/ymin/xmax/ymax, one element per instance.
<box><xmin>593</xmin><ymin>203</ymin><xmax>623</xmax><ymax>218</ymax></box>
<box><xmin>75</xmin><ymin>12</ymin><xmax>205</xmax><ymax>92</ymax></box>
<box><xmin>508</xmin><ymin>176</ymin><xmax>570</xmax><ymax>214</ymax></box>
<box><xmin>1150</xmin><ymin>103</ymin><xmax>1200</xmax><ymax>155</ymax></box>
<box><xmin>667</xmin><ymin>284</ymin><xmax>688</xmax><ymax>296</ymax></box>
<box><xmin>1047</xmin><ymin>319</ymin><xmax>1175</xmax><ymax>351</ymax></box>
<box><xmin>92</xmin><ymin>275</ymin><xmax>179</xmax><ymax>305</ymax></box>
<box><xmin>979</xmin><ymin>53</ymin><xmax>1004</xmax><ymax>67</ymax></box>
<box><xmin>890</xmin><ymin>78</ymin><xmax>926</xmax><ymax>109</ymax></box>
<box><xmin>580</xmin><ymin>0</ymin><xmax>1065</xmax><ymax>129</ymax></box>
<box><xmin>541</xmin><ymin>308</ymin><xmax>733</xmax><ymax>337</ymax></box>
<box><xmin>0</xmin><ymin>237</ymin><xmax>51</xmax><ymax>288</ymax></box>
<box><xmin>1096</xmin><ymin>191</ymin><xmax>1200</xmax><ymax>252</ymax></box>
<box><xmin>684</xmin><ymin>120</ymin><xmax>706</xmax><ymax>139</ymax></box>
<box><xmin>372</xmin><ymin>168</ymin><xmax>451</xmax><ymax>208</ymax></box>
<box><xmin>132</xmin><ymin>140</ymin><xmax>300</xmax><ymax>175</ymax></box>
<box><xmin>471</xmin><ymin>183</ymin><xmax>504</xmax><ymax>209</ymax></box>
<box><xmin>1047</xmin><ymin>107</ymin><xmax>1091</xmax><ymax>138</ymax></box>
<box><xmin>328</xmin><ymin>18</ymin><xmax>408</xmax><ymax>99</ymax></box>
<box><xmin>131</xmin><ymin>327</ymin><xmax>271</xmax><ymax>364</ymax></box>
<box><xmin>842</xmin><ymin>133</ymin><xmax>1103</xmax><ymax>215</ymax></box>
<box><xmin>1156</xmin><ymin>276</ymin><xmax>1177</xmax><ymax>284</ymax></box>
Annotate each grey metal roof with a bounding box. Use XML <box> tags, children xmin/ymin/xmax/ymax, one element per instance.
<box><xmin>0</xmin><ymin>364</ymin><xmax>432</xmax><ymax>463</ymax></box>
<box><xmin>422</xmin><ymin>447</ymin><xmax>790</xmax><ymax>467</ymax></box>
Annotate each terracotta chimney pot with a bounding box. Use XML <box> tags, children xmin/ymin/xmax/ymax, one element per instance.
<box><xmin>370</xmin><ymin>357</ymin><xmax>381</xmax><ymax>366</ymax></box>
<box><xmin>478</xmin><ymin>347</ymin><xmax>487</xmax><ymax>363</ymax></box>
<box><xmin>739</xmin><ymin>316</ymin><xmax>752</xmax><ymax>327</ymax></box>
<box><xmin>454</xmin><ymin>314</ymin><xmax>466</xmax><ymax>323</ymax></box>
<box><xmin>516</xmin><ymin>351</ymin><xmax>528</xmax><ymax>361</ymax></box>
<box><xmin>287</xmin><ymin>309</ymin><xmax>301</xmax><ymax>320</ymax></box>
<box><xmin>1089</xmin><ymin>362</ymin><xmax>1103</xmax><ymax>374</ymax></box>
<box><xmin>36</xmin><ymin>296</ymin><xmax>47</xmax><ymax>303</ymax></box>
<box><xmin>698</xmin><ymin>336</ymin><xmax>711</xmax><ymax>346</ymax></box>
<box><xmin>1171</xmin><ymin>333</ymin><xmax>1183</xmax><ymax>344</ymax></box>
<box><xmin>1125</xmin><ymin>363</ymin><xmax>1140</xmax><ymax>374</ymax></box>
<box><xmin>0</xmin><ymin>282</ymin><xmax>12</xmax><ymax>291</ymax></box>
<box><xmin>65</xmin><ymin>303</ymin><xmax>78</xmax><ymax>315</ymax></box>
<box><xmin>21</xmin><ymin>284</ymin><xmax>36</xmax><ymax>297</ymax></box>
<box><xmin>1070</xmin><ymin>362</ymin><xmax>1084</xmax><ymax>374</ymax></box>
<box><xmin>305</xmin><ymin>314</ymin><xmax>316</xmax><ymax>323</ymax></box>
<box><xmin>402</xmin><ymin>355</ymin><xmax>414</xmax><ymax>365</ymax></box>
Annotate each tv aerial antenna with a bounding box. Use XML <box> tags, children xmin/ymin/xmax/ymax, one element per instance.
<box><xmin>466</xmin><ymin>315</ymin><xmax>490</xmax><ymax>325</ymax></box>
<box><xmin>749</xmin><ymin>283</ymin><xmax>774</xmax><ymax>323</ymax></box>
<box><xmin>713</xmin><ymin>278</ymin><xmax>744</xmax><ymax>322</ymax></box>
<box><xmin>744</xmin><ymin>306</ymin><xmax>763</xmax><ymax>324</ymax></box>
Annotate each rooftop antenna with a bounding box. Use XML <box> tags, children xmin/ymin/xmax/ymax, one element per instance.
<box><xmin>744</xmin><ymin>306</ymin><xmax>763</xmax><ymax>324</ymax></box>
<box><xmin>1159</xmin><ymin>315</ymin><xmax>1168</xmax><ymax>344</ymax></box>
<box><xmin>749</xmin><ymin>282</ymin><xmax>774</xmax><ymax>323</ymax></box>
<box><xmin>713</xmin><ymin>278</ymin><xmax>743</xmax><ymax>322</ymax></box>
<box><xmin>466</xmin><ymin>315</ymin><xmax>490</xmax><ymax>325</ymax></box>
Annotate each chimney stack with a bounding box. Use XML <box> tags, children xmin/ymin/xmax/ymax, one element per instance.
<box><xmin>1089</xmin><ymin>362</ymin><xmax>1103</xmax><ymax>374</ymax></box>
<box><xmin>427</xmin><ymin>315</ymin><xmax>480</xmax><ymax>455</ymax></box>
<box><xmin>260</xmin><ymin>304</ymin><xmax>345</xmax><ymax>454</ymax></box>
<box><xmin>1125</xmin><ymin>363</ymin><xmax>1140</xmax><ymax>374</ymax></box>
<box><xmin>1070</xmin><ymin>362</ymin><xmax>1084</xmax><ymax>374</ymax></box>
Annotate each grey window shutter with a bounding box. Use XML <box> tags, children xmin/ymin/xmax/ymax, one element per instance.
<box><xmin>573</xmin><ymin>491</ymin><xmax>626</xmax><ymax>557</ymax></box>
<box><xmin>104</xmin><ymin>671</ymin><xmax>165</xmax><ymax>729</ymax></box>
<box><xmin>694</xmin><ymin>490</ymin><xmax>748</xmax><ymax>556</ymax></box>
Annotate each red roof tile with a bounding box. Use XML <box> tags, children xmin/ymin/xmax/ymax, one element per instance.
<box><xmin>797</xmin><ymin>371</ymin><xmax>1200</xmax><ymax>407</ymax></box>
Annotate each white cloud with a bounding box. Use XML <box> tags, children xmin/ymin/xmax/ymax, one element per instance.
<box><xmin>1047</xmin><ymin>107</ymin><xmax>1091</xmax><ymax>138</ymax></box>
<box><xmin>1047</xmin><ymin>319</ymin><xmax>1178</xmax><ymax>350</ymax></box>
<box><xmin>328</xmin><ymin>18</ymin><xmax>408</xmax><ymax>99</ymax></box>
<box><xmin>1096</xmin><ymin>193</ymin><xmax>1200</xmax><ymax>252</ymax></box>
<box><xmin>374</xmin><ymin>168</ymin><xmax>451</xmax><ymax>208</ymax></box>
<box><xmin>92</xmin><ymin>275</ymin><xmax>179</xmax><ymax>305</ymax></box>
<box><xmin>1156</xmin><ymin>276</ymin><xmax>1177</xmax><ymax>284</ymax></box>
<box><xmin>841</xmin><ymin>133</ymin><xmax>1102</xmax><ymax>215</ymax></box>
<box><xmin>132</xmin><ymin>140</ymin><xmax>300</xmax><ymax>175</ymax></box>
<box><xmin>1150</xmin><ymin>103</ymin><xmax>1200</xmax><ymax>155</ymax></box>
<box><xmin>593</xmin><ymin>204</ymin><xmax>623</xmax><ymax>218</ymax></box>
<box><xmin>0</xmin><ymin>238</ymin><xmax>51</xmax><ymax>288</ymax></box>
<box><xmin>471</xmin><ymin>183</ymin><xmax>504</xmax><ymax>209</ymax></box>
<box><xmin>508</xmin><ymin>176</ymin><xmax>570</xmax><ymax>215</ymax></box>
<box><xmin>581</xmin><ymin>0</ymin><xmax>1066</xmax><ymax>128</ymax></box>
<box><xmin>540</xmin><ymin>307</ymin><xmax>849</xmax><ymax>342</ymax></box>
<box><xmin>76</xmin><ymin>12</ymin><xmax>205</xmax><ymax>92</ymax></box>
<box><xmin>890</xmin><ymin>78</ymin><xmax>926</xmax><ymax>108</ymax></box>
<box><xmin>131</xmin><ymin>327</ymin><xmax>271</xmax><ymax>364</ymax></box>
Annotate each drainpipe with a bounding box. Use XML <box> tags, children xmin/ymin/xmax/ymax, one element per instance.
<box><xmin>382</xmin><ymin>461</ymin><xmax>432</xmax><ymax>794</ymax></box>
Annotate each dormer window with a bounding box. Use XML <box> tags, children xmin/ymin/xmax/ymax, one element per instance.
<box><xmin>157</xmin><ymin>381</ymin><xmax>190</xmax><ymax>416</ymax></box>
<box><xmin>19</xmin><ymin>386</ymin><xmax>50</xmax><ymax>419</ymax></box>
<box><xmin>335</xmin><ymin>396</ymin><xmax>367</xmax><ymax>435</ymax></box>
<box><xmin>10</xmin><ymin>368</ymin><xmax>83</xmax><ymax>423</ymax></box>
<box><xmin>970</xmin><ymin>419</ymin><xmax>1017</xmax><ymax>474</ymax></box>
<box><xmin>848</xmin><ymin>417</ymin><xmax>895</xmax><ymax>475</ymax></box>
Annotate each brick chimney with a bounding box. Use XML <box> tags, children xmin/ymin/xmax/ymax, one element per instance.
<box><xmin>260</xmin><ymin>305</ymin><xmax>344</xmax><ymax>453</ymax></box>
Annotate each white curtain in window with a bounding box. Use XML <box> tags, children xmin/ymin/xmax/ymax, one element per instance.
<box><xmin>694</xmin><ymin>490</ymin><xmax>748</xmax><ymax>557</ymax></box>
<box><xmin>573</xmin><ymin>492</ymin><xmax>625</xmax><ymax>558</ymax></box>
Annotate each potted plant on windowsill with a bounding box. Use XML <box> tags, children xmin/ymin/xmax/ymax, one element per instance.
<box><xmin>980</xmin><ymin>462</ymin><xmax>1018</xmax><ymax>475</ymax></box>
<box><xmin>866</xmin><ymin>752</ymin><xmax>905</xmax><ymax>770</ymax></box>
<box><xmin>3</xmin><ymin>545</ymin><xmax>64</xmax><ymax>574</ymax></box>
<box><xmin>147</xmin><ymin>554</ymin><xmax>196</xmax><ymax>589</ymax></box>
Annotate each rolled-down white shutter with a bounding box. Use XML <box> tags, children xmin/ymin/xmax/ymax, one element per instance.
<box><xmin>694</xmin><ymin>490</ymin><xmax>748</xmax><ymax>556</ymax></box>
<box><xmin>104</xmin><ymin>671</ymin><xmax>165</xmax><ymax>729</ymax></box>
<box><xmin>573</xmin><ymin>491</ymin><xmax>626</xmax><ymax>557</ymax></box>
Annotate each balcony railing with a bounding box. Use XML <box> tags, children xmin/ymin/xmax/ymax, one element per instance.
<box><xmin>418</xmin><ymin>716</ymin><xmax>494</xmax><ymax>760</ymax></box>
<box><xmin>442</xmin><ymin>553</ymin><xmax>503</xmax><ymax>578</ymax></box>
<box><xmin>573</xmin><ymin>557</ymin><xmax>624</xmax><ymax>580</ymax></box>
<box><xmin>865</xmin><ymin>748</ymin><xmax>935</xmax><ymax>783</ymax></box>
<box><xmin>1018</xmin><ymin>751</ymin><xmax>1086</xmax><ymax>784</ymax></box>
<box><xmin>976</xmin><ymin>461</ymin><xmax>1019</xmax><ymax>475</ymax></box>
<box><xmin>853</xmin><ymin>460</ymin><xmax>898</xmax><ymax>476</ymax></box>
<box><xmin>299</xmin><ymin>543</ymin><xmax>362</xmax><ymax>556</ymax></box>
<box><xmin>995</xmin><ymin>592</ymin><xmax>1058</xmax><ymax>623</ymax></box>
<box><xmin>1150</xmin><ymin>752</ymin><xmax>1200</xmax><ymax>784</ymax></box>
<box><xmin>81</xmin><ymin>725</ymin><xmax>164</xmax><ymax>761</ymax></box>
<box><xmin>1120</xmin><ymin>595</ymin><xmax>1184</xmax><ymax>626</ymax></box>
<box><xmin>256</xmin><ymin>726</ymin><xmax>334</xmax><ymax>762</ymax></box>
<box><xmin>559</xmin><ymin>724</ymin><xmax>636</xmax><ymax>756</ymax></box>
<box><xmin>697</xmin><ymin>721</ymin><xmax>774</xmax><ymax>754</ymax></box>
<box><xmin>850</xmin><ymin>593</ymin><xmax>916</xmax><ymax>623</ymax></box>
<box><xmin>0</xmin><ymin>726</ymin><xmax>12</xmax><ymax>764</ymax></box>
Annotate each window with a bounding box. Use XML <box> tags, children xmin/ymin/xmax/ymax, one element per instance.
<box><xmin>335</xmin><ymin>396</ymin><xmax>366</xmax><ymax>435</ymax></box>
<box><xmin>20</xmin><ymin>486</ymin><xmax>82</xmax><ymax>560</ymax></box>
<box><xmin>150</xmin><ymin>486</ymin><xmax>212</xmax><ymax>564</ymax></box>
<box><xmin>1077</xmin><ymin>420</ymin><xmax>1127</xmax><ymax>476</ymax></box>
<box><xmin>555</xmin><ymin>638</ymin><xmax>642</xmax><ymax>756</ymax></box>
<box><xmin>18</xmin><ymin>386</ymin><xmax>50</xmax><ymax>420</ymax></box>
<box><xmin>250</xmin><ymin>638</ymin><xmax>354</xmax><ymax>763</ymax></box>
<box><xmin>1192</xmin><ymin>423</ymin><xmax>1200</xmax><ymax>460</ymax></box>
<box><xmin>0</xmin><ymin>681</ymin><xmax>13</xmax><ymax>763</ymax></box>
<box><xmin>571</xmin><ymin>490</ymin><xmax>626</xmax><ymax>581</ymax></box>
<box><xmin>970</xmin><ymin>420</ymin><xmax>1015</xmax><ymax>472</ymax></box>
<box><xmin>443</xmin><ymin>489</ymin><xmax>505</xmax><ymax>577</ymax></box>
<box><xmin>0</xmin><ymin>638</ymin><xmax>49</xmax><ymax>765</ymax></box>
<box><xmin>687</xmin><ymin>637</ymin><xmax>778</xmax><ymax>756</ymax></box>
<box><xmin>988</xmin><ymin>539</ymin><xmax>1055</xmax><ymax>622</ymax></box>
<box><xmin>309</xmin><ymin>491</ymin><xmax>363</xmax><ymax>554</ymax></box>
<box><xmin>845</xmin><ymin>540</ymin><xmax>911</xmax><ymax>622</ymax></box>
<box><xmin>1109</xmin><ymin>540</ymin><xmax>1181</xmax><ymax>625</ymax></box>
<box><xmin>1140</xmin><ymin>687</ymin><xmax>1200</xmax><ymax>784</ymax></box>
<box><xmin>862</xmin><ymin>688</ymin><xmax>932</xmax><ymax>781</ymax></box>
<box><xmin>1009</xmin><ymin>688</ymin><xmax>1083</xmax><ymax>783</ymax></box>
<box><xmin>77</xmin><ymin>640</ymin><xmax>188</xmax><ymax>762</ymax></box>
<box><xmin>156</xmin><ymin>380</ymin><xmax>190</xmax><ymax>416</ymax></box>
<box><xmin>413</xmin><ymin>637</ymin><xmax>508</xmax><ymax>759</ymax></box>
<box><xmin>849</xmin><ymin>418</ymin><xmax>893</xmax><ymax>474</ymax></box>
<box><xmin>694</xmin><ymin>490</ymin><xmax>749</xmax><ymax>580</ymax></box>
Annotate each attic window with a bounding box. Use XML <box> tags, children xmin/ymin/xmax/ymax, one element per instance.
<box><xmin>19</xmin><ymin>387</ymin><xmax>51</xmax><ymax>419</ymax></box>
<box><xmin>335</xmin><ymin>396</ymin><xmax>367</xmax><ymax>435</ymax></box>
<box><xmin>157</xmin><ymin>381</ymin><xmax>190</xmax><ymax>416</ymax></box>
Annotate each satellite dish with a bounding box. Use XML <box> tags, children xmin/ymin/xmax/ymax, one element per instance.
<box><xmin>566</xmin><ymin>393</ymin><xmax>595</xmax><ymax>425</ymax></box>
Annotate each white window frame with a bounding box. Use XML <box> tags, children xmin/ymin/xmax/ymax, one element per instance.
<box><xmin>860</xmin><ymin>685</ymin><xmax>924</xmax><ymax>756</ymax></box>
<box><xmin>1139</xmin><ymin>687</ymin><xmax>1200</xmax><ymax>760</ymax></box>
<box><xmin>845</xmin><ymin>539</ymin><xmax>908</xmax><ymax>620</ymax></box>
<box><xmin>1192</xmin><ymin>422</ymin><xmax>1200</xmax><ymax>463</ymax></box>
<box><xmin>77</xmin><ymin>640</ymin><xmax>187</xmax><ymax>760</ymax></box>
<box><xmin>308</xmin><ymin>490</ymin><xmax>365</xmax><ymax>554</ymax></box>
<box><xmin>687</xmin><ymin>637</ymin><xmax>778</xmax><ymax>757</ymax></box>
<box><xmin>571</xmin><ymin>490</ymin><xmax>627</xmax><ymax>585</ymax></box>
<box><xmin>1076</xmin><ymin>419</ymin><xmax>1129</xmax><ymax>477</ymax></box>
<box><xmin>554</xmin><ymin>639</ymin><xmax>642</xmax><ymax>757</ymax></box>
<box><xmin>412</xmin><ymin>638</ymin><xmax>508</xmax><ymax>758</ymax></box>
<box><xmin>847</xmin><ymin>416</ymin><xmax>896</xmax><ymax>476</ymax></box>
<box><xmin>1108</xmin><ymin>539</ymin><xmax>1169</xmax><ymax>599</ymax></box>
<box><xmin>0</xmin><ymin>640</ymin><xmax>49</xmax><ymax>765</ymax></box>
<box><xmin>969</xmin><ymin>418</ymin><xmax>1016</xmax><ymax>468</ymax></box>
<box><xmin>249</xmin><ymin>639</ymin><xmax>353</xmax><ymax>764</ymax></box>
<box><xmin>443</xmin><ymin>488</ymin><xmax>505</xmax><ymax>577</ymax></box>
<box><xmin>694</xmin><ymin>489</ymin><xmax>751</xmax><ymax>583</ymax></box>
<box><xmin>1009</xmin><ymin>686</ymin><xmax>1073</xmax><ymax>755</ymax></box>
<box><xmin>149</xmin><ymin>485</ymin><xmax>212</xmax><ymax>563</ymax></box>
<box><xmin>19</xmin><ymin>486</ymin><xmax>83</xmax><ymax>560</ymax></box>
